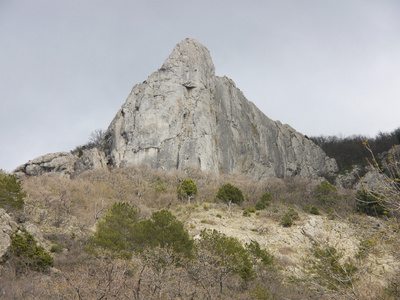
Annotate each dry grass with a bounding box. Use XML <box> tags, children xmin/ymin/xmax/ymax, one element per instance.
<box><xmin>1</xmin><ymin>165</ymin><xmax>399</xmax><ymax>299</ymax></box>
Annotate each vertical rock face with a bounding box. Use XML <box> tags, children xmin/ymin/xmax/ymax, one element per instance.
<box><xmin>102</xmin><ymin>38</ymin><xmax>337</xmax><ymax>179</ymax></box>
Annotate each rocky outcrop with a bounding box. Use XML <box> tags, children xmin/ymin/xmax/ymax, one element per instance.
<box><xmin>14</xmin><ymin>149</ymin><xmax>107</xmax><ymax>179</ymax></box>
<box><xmin>0</xmin><ymin>208</ymin><xmax>18</xmax><ymax>258</ymax></box>
<box><xmin>15</xmin><ymin>38</ymin><xmax>337</xmax><ymax>179</ymax></box>
<box><xmin>101</xmin><ymin>38</ymin><xmax>337</xmax><ymax>179</ymax></box>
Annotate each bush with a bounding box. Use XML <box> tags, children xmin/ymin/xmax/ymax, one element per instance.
<box><xmin>356</xmin><ymin>190</ymin><xmax>387</xmax><ymax>217</ymax></box>
<box><xmin>255</xmin><ymin>201</ymin><xmax>266</xmax><ymax>210</ymax></box>
<box><xmin>261</xmin><ymin>192</ymin><xmax>272</xmax><ymax>204</ymax></box>
<box><xmin>286</xmin><ymin>207</ymin><xmax>299</xmax><ymax>220</ymax></box>
<box><xmin>199</xmin><ymin>229</ymin><xmax>255</xmax><ymax>280</ymax></box>
<box><xmin>216</xmin><ymin>183</ymin><xmax>244</xmax><ymax>204</ymax></box>
<box><xmin>243</xmin><ymin>209</ymin><xmax>251</xmax><ymax>217</ymax></box>
<box><xmin>280</xmin><ymin>215</ymin><xmax>293</xmax><ymax>227</ymax></box>
<box><xmin>178</xmin><ymin>178</ymin><xmax>198</xmax><ymax>202</ymax></box>
<box><xmin>314</xmin><ymin>181</ymin><xmax>340</xmax><ymax>205</ymax></box>
<box><xmin>10</xmin><ymin>229</ymin><xmax>54</xmax><ymax>272</ymax></box>
<box><xmin>306</xmin><ymin>205</ymin><xmax>320</xmax><ymax>215</ymax></box>
<box><xmin>87</xmin><ymin>202</ymin><xmax>138</xmax><ymax>258</ymax></box>
<box><xmin>0</xmin><ymin>172</ymin><xmax>26</xmax><ymax>211</ymax></box>
<box><xmin>87</xmin><ymin>203</ymin><xmax>194</xmax><ymax>258</ymax></box>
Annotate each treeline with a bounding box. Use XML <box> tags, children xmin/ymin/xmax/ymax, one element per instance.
<box><xmin>310</xmin><ymin>127</ymin><xmax>400</xmax><ymax>171</ymax></box>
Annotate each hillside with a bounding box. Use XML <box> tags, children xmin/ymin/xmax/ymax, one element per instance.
<box><xmin>1</xmin><ymin>166</ymin><xmax>400</xmax><ymax>299</ymax></box>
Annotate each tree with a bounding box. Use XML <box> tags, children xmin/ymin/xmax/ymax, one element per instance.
<box><xmin>177</xmin><ymin>178</ymin><xmax>198</xmax><ymax>203</ymax></box>
<box><xmin>216</xmin><ymin>183</ymin><xmax>244</xmax><ymax>205</ymax></box>
<box><xmin>86</xmin><ymin>202</ymin><xmax>138</xmax><ymax>258</ymax></box>
<box><xmin>87</xmin><ymin>204</ymin><xmax>193</xmax><ymax>258</ymax></box>
<box><xmin>9</xmin><ymin>229</ymin><xmax>54</xmax><ymax>272</ymax></box>
<box><xmin>133</xmin><ymin>210</ymin><xmax>194</xmax><ymax>258</ymax></box>
<box><xmin>0</xmin><ymin>172</ymin><xmax>25</xmax><ymax>211</ymax></box>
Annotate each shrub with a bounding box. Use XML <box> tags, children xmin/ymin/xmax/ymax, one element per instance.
<box><xmin>216</xmin><ymin>183</ymin><xmax>244</xmax><ymax>204</ymax></box>
<box><xmin>10</xmin><ymin>229</ymin><xmax>54</xmax><ymax>272</ymax></box>
<box><xmin>261</xmin><ymin>192</ymin><xmax>272</xmax><ymax>204</ymax></box>
<box><xmin>247</xmin><ymin>206</ymin><xmax>256</xmax><ymax>213</ymax></box>
<box><xmin>132</xmin><ymin>210</ymin><xmax>194</xmax><ymax>258</ymax></box>
<box><xmin>243</xmin><ymin>209</ymin><xmax>251</xmax><ymax>217</ymax></box>
<box><xmin>255</xmin><ymin>201</ymin><xmax>266</xmax><ymax>210</ymax></box>
<box><xmin>356</xmin><ymin>190</ymin><xmax>387</xmax><ymax>217</ymax></box>
<box><xmin>309</xmin><ymin>205</ymin><xmax>320</xmax><ymax>215</ymax></box>
<box><xmin>87</xmin><ymin>204</ymin><xmax>194</xmax><ymax>258</ymax></box>
<box><xmin>178</xmin><ymin>178</ymin><xmax>198</xmax><ymax>202</ymax></box>
<box><xmin>87</xmin><ymin>202</ymin><xmax>138</xmax><ymax>258</ymax></box>
<box><xmin>0</xmin><ymin>172</ymin><xmax>26</xmax><ymax>211</ymax></box>
<box><xmin>280</xmin><ymin>215</ymin><xmax>293</xmax><ymax>227</ymax></box>
<box><xmin>50</xmin><ymin>245</ymin><xmax>63</xmax><ymax>253</ymax></box>
<box><xmin>286</xmin><ymin>207</ymin><xmax>299</xmax><ymax>220</ymax></box>
<box><xmin>199</xmin><ymin>229</ymin><xmax>255</xmax><ymax>280</ymax></box>
<box><xmin>246</xmin><ymin>240</ymin><xmax>274</xmax><ymax>265</ymax></box>
<box><xmin>314</xmin><ymin>181</ymin><xmax>340</xmax><ymax>205</ymax></box>
<box><xmin>309</xmin><ymin>245</ymin><xmax>358</xmax><ymax>291</ymax></box>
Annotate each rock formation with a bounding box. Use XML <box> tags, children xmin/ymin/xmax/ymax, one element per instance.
<box><xmin>15</xmin><ymin>38</ymin><xmax>337</xmax><ymax>179</ymax></box>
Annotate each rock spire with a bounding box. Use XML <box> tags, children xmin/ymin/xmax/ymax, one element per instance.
<box><xmin>15</xmin><ymin>38</ymin><xmax>338</xmax><ymax>179</ymax></box>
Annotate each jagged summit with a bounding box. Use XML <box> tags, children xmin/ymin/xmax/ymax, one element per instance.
<box><xmin>160</xmin><ymin>38</ymin><xmax>215</xmax><ymax>89</ymax></box>
<box><xmin>14</xmin><ymin>39</ymin><xmax>338</xmax><ymax>179</ymax></box>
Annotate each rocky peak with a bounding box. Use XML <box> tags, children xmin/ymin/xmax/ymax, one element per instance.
<box><xmin>15</xmin><ymin>38</ymin><xmax>338</xmax><ymax>179</ymax></box>
<box><xmin>160</xmin><ymin>38</ymin><xmax>215</xmax><ymax>89</ymax></box>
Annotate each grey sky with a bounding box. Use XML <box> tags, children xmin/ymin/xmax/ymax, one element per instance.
<box><xmin>1</xmin><ymin>0</ymin><xmax>399</xmax><ymax>172</ymax></box>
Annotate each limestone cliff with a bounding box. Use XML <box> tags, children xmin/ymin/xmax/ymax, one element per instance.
<box><xmin>15</xmin><ymin>38</ymin><xmax>337</xmax><ymax>179</ymax></box>
<box><xmin>101</xmin><ymin>38</ymin><xmax>337</xmax><ymax>178</ymax></box>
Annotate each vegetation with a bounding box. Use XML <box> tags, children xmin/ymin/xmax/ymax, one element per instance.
<box><xmin>310</xmin><ymin>127</ymin><xmax>400</xmax><ymax>171</ymax></box>
<box><xmin>0</xmin><ymin>172</ymin><xmax>25</xmax><ymax>211</ymax></box>
<box><xmin>87</xmin><ymin>203</ymin><xmax>193</xmax><ymax>258</ymax></box>
<box><xmin>177</xmin><ymin>178</ymin><xmax>198</xmax><ymax>203</ymax></box>
<box><xmin>356</xmin><ymin>190</ymin><xmax>387</xmax><ymax>217</ymax></box>
<box><xmin>216</xmin><ymin>183</ymin><xmax>244</xmax><ymax>204</ymax></box>
<box><xmin>9</xmin><ymin>229</ymin><xmax>53</xmax><ymax>272</ymax></box>
<box><xmin>1</xmin><ymin>162</ymin><xmax>399</xmax><ymax>299</ymax></box>
<box><xmin>314</xmin><ymin>180</ymin><xmax>341</xmax><ymax>206</ymax></box>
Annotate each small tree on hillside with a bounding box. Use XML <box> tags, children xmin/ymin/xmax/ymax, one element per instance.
<box><xmin>178</xmin><ymin>178</ymin><xmax>198</xmax><ymax>203</ymax></box>
<box><xmin>216</xmin><ymin>183</ymin><xmax>244</xmax><ymax>205</ymax></box>
<box><xmin>0</xmin><ymin>172</ymin><xmax>26</xmax><ymax>211</ymax></box>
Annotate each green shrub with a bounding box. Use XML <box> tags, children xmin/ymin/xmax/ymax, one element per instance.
<box><xmin>216</xmin><ymin>183</ymin><xmax>244</xmax><ymax>204</ymax></box>
<box><xmin>87</xmin><ymin>203</ymin><xmax>193</xmax><ymax>258</ymax></box>
<box><xmin>0</xmin><ymin>172</ymin><xmax>26</xmax><ymax>211</ymax></box>
<box><xmin>243</xmin><ymin>209</ymin><xmax>251</xmax><ymax>217</ymax></box>
<box><xmin>247</xmin><ymin>206</ymin><xmax>256</xmax><ymax>213</ymax></box>
<box><xmin>314</xmin><ymin>181</ymin><xmax>340</xmax><ymax>205</ymax></box>
<box><xmin>199</xmin><ymin>229</ymin><xmax>255</xmax><ymax>281</ymax></box>
<box><xmin>10</xmin><ymin>229</ymin><xmax>54</xmax><ymax>271</ymax></box>
<box><xmin>286</xmin><ymin>207</ymin><xmax>299</xmax><ymax>220</ymax></box>
<box><xmin>50</xmin><ymin>245</ymin><xmax>63</xmax><ymax>253</ymax></box>
<box><xmin>87</xmin><ymin>202</ymin><xmax>138</xmax><ymax>258</ymax></box>
<box><xmin>255</xmin><ymin>201</ymin><xmax>266</xmax><ymax>210</ymax></box>
<box><xmin>309</xmin><ymin>245</ymin><xmax>358</xmax><ymax>291</ymax></box>
<box><xmin>150</xmin><ymin>177</ymin><xmax>168</xmax><ymax>193</ymax></box>
<box><xmin>309</xmin><ymin>205</ymin><xmax>320</xmax><ymax>215</ymax></box>
<box><xmin>132</xmin><ymin>210</ymin><xmax>194</xmax><ymax>258</ymax></box>
<box><xmin>246</xmin><ymin>240</ymin><xmax>274</xmax><ymax>265</ymax></box>
<box><xmin>261</xmin><ymin>192</ymin><xmax>272</xmax><ymax>204</ymax></box>
<box><xmin>356</xmin><ymin>190</ymin><xmax>387</xmax><ymax>217</ymax></box>
<box><xmin>280</xmin><ymin>215</ymin><xmax>293</xmax><ymax>227</ymax></box>
<box><xmin>216</xmin><ymin>214</ymin><xmax>222</xmax><ymax>218</ymax></box>
<box><xmin>178</xmin><ymin>178</ymin><xmax>198</xmax><ymax>202</ymax></box>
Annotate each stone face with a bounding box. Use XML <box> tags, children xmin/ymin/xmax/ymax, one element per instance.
<box><xmin>14</xmin><ymin>38</ymin><xmax>338</xmax><ymax>179</ymax></box>
<box><xmin>0</xmin><ymin>208</ymin><xmax>14</xmax><ymax>258</ymax></box>
<box><xmin>102</xmin><ymin>38</ymin><xmax>337</xmax><ymax>178</ymax></box>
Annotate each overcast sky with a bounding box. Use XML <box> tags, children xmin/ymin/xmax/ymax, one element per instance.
<box><xmin>1</xmin><ymin>0</ymin><xmax>399</xmax><ymax>172</ymax></box>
